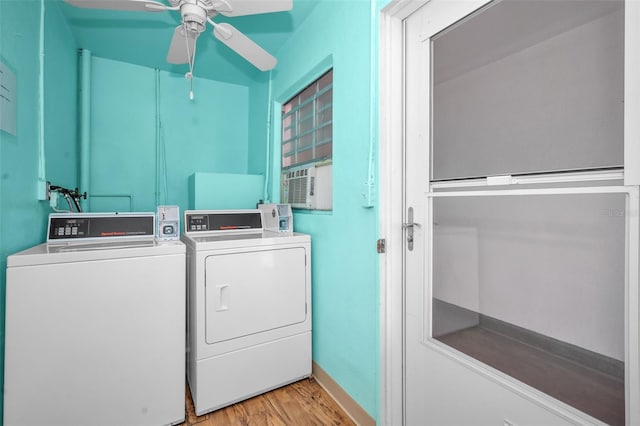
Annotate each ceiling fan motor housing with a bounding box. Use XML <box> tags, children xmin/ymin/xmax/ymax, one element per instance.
<box><xmin>181</xmin><ymin>3</ymin><xmax>207</xmax><ymax>33</ymax></box>
<box><xmin>169</xmin><ymin>0</ymin><xmax>216</xmax><ymax>6</ymax></box>
<box><xmin>177</xmin><ymin>0</ymin><xmax>217</xmax><ymax>34</ymax></box>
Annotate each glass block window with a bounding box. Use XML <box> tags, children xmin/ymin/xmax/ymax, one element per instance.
<box><xmin>281</xmin><ymin>69</ymin><xmax>333</xmax><ymax>169</ymax></box>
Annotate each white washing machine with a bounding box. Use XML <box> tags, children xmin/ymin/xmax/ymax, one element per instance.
<box><xmin>181</xmin><ymin>209</ymin><xmax>311</xmax><ymax>415</ymax></box>
<box><xmin>4</xmin><ymin>213</ymin><xmax>186</xmax><ymax>426</ymax></box>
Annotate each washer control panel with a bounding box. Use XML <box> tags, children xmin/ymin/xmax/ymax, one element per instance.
<box><xmin>48</xmin><ymin>214</ymin><xmax>155</xmax><ymax>242</ymax></box>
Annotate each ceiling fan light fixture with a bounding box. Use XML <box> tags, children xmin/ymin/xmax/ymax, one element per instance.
<box><xmin>184</xmin><ymin>20</ymin><xmax>204</xmax><ymax>33</ymax></box>
<box><xmin>180</xmin><ymin>3</ymin><xmax>207</xmax><ymax>34</ymax></box>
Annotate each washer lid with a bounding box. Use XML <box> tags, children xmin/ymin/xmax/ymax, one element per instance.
<box><xmin>7</xmin><ymin>239</ymin><xmax>185</xmax><ymax>267</ymax></box>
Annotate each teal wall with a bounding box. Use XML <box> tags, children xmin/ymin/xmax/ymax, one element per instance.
<box><xmin>88</xmin><ymin>58</ymin><xmax>156</xmax><ymax>212</ymax></box>
<box><xmin>263</xmin><ymin>1</ymin><xmax>381</xmax><ymax>420</ymax></box>
<box><xmin>0</xmin><ymin>1</ymin><xmax>78</xmax><ymax>422</ymax></box>
<box><xmin>247</xmin><ymin>73</ymin><xmax>270</xmax><ymax>177</ymax></box>
<box><xmin>87</xmin><ymin>57</ymin><xmax>250</xmax><ymax>213</ymax></box>
<box><xmin>44</xmin><ymin>4</ymin><xmax>79</xmax><ymax>190</ymax></box>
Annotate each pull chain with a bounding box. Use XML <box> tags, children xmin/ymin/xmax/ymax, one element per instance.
<box><xmin>183</xmin><ymin>23</ymin><xmax>197</xmax><ymax>100</ymax></box>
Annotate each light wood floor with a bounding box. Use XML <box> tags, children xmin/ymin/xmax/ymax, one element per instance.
<box><xmin>179</xmin><ymin>378</ymin><xmax>356</xmax><ymax>426</ymax></box>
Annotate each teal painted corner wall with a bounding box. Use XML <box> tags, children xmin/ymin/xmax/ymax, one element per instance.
<box><xmin>88</xmin><ymin>58</ymin><xmax>156</xmax><ymax>212</ymax></box>
<box><xmin>263</xmin><ymin>1</ymin><xmax>381</xmax><ymax>420</ymax></box>
<box><xmin>87</xmin><ymin>57</ymin><xmax>250</xmax><ymax>214</ymax></box>
<box><xmin>0</xmin><ymin>1</ymin><xmax>78</xmax><ymax>423</ymax></box>
<box><xmin>247</xmin><ymin>73</ymin><xmax>270</xmax><ymax>178</ymax></box>
<box><xmin>44</xmin><ymin>4</ymin><xmax>79</xmax><ymax>190</ymax></box>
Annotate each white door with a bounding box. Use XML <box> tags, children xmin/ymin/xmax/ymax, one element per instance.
<box><xmin>400</xmin><ymin>1</ymin><xmax>638</xmax><ymax>425</ymax></box>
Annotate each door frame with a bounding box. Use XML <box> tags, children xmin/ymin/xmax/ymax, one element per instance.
<box><xmin>379</xmin><ymin>1</ymin><xmax>428</xmax><ymax>424</ymax></box>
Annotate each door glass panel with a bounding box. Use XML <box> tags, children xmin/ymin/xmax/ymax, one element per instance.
<box><xmin>431</xmin><ymin>192</ymin><xmax>626</xmax><ymax>425</ymax></box>
<box><xmin>431</xmin><ymin>0</ymin><xmax>624</xmax><ymax>181</ymax></box>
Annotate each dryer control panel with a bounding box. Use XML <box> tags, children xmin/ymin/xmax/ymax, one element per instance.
<box><xmin>184</xmin><ymin>210</ymin><xmax>263</xmax><ymax>233</ymax></box>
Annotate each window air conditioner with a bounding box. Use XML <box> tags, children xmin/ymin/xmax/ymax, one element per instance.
<box><xmin>281</xmin><ymin>163</ymin><xmax>332</xmax><ymax>210</ymax></box>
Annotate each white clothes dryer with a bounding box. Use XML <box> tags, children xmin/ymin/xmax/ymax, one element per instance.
<box><xmin>181</xmin><ymin>210</ymin><xmax>311</xmax><ymax>415</ymax></box>
<box><xmin>4</xmin><ymin>213</ymin><xmax>186</xmax><ymax>426</ymax></box>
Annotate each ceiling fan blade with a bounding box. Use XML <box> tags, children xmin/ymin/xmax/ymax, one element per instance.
<box><xmin>64</xmin><ymin>0</ymin><xmax>167</xmax><ymax>12</ymax></box>
<box><xmin>217</xmin><ymin>0</ymin><xmax>292</xmax><ymax>17</ymax></box>
<box><xmin>213</xmin><ymin>23</ymin><xmax>277</xmax><ymax>71</ymax></box>
<box><xmin>167</xmin><ymin>26</ymin><xmax>198</xmax><ymax>64</ymax></box>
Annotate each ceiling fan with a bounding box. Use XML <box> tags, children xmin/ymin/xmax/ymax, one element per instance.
<box><xmin>65</xmin><ymin>0</ymin><xmax>292</xmax><ymax>97</ymax></box>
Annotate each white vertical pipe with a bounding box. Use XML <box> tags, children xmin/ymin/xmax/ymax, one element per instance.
<box><xmin>155</xmin><ymin>69</ymin><xmax>160</xmax><ymax>207</ymax></box>
<box><xmin>263</xmin><ymin>71</ymin><xmax>273</xmax><ymax>203</ymax></box>
<box><xmin>364</xmin><ymin>0</ymin><xmax>377</xmax><ymax>208</ymax></box>
<box><xmin>79</xmin><ymin>49</ymin><xmax>91</xmax><ymax>211</ymax></box>
<box><xmin>37</xmin><ymin>0</ymin><xmax>46</xmax><ymax>200</ymax></box>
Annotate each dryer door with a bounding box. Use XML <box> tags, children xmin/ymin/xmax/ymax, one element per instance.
<box><xmin>204</xmin><ymin>247</ymin><xmax>307</xmax><ymax>344</ymax></box>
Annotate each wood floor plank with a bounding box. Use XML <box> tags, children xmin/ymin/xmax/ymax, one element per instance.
<box><xmin>180</xmin><ymin>378</ymin><xmax>355</xmax><ymax>426</ymax></box>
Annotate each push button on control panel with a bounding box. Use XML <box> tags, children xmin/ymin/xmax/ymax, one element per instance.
<box><xmin>188</xmin><ymin>216</ymin><xmax>209</xmax><ymax>232</ymax></box>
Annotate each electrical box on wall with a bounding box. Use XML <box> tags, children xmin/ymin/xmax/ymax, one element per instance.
<box><xmin>281</xmin><ymin>163</ymin><xmax>332</xmax><ymax>210</ymax></box>
<box><xmin>157</xmin><ymin>205</ymin><xmax>180</xmax><ymax>240</ymax></box>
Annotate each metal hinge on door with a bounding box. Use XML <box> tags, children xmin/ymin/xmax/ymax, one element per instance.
<box><xmin>377</xmin><ymin>238</ymin><xmax>386</xmax><ymax>254</ymax></box>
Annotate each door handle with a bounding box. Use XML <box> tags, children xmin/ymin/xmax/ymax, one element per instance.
<box><xmin>216</xmin><ymin>284</ymin><xmax>229</xmax><ymax>311</ymax></box>
<box><xmin>404</xmin><ymin>207</ymin><xmax>421</xmax><ymax>251</ymax></box>
<box><xmin>402</xmin><ymin>222</ymin><xmax>422</xmax><ymax>230</ymax></box>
